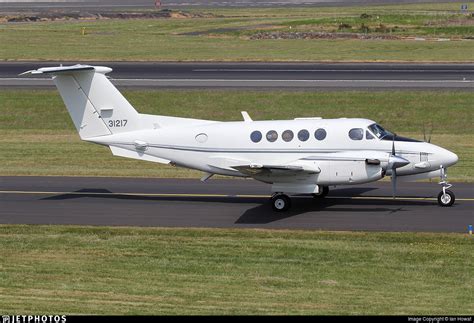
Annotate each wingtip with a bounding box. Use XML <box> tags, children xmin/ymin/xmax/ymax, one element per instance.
<box><xmin>18</xmin><ymin>70</ymin><xmax>37</xmax><ymax>76</ymax></box>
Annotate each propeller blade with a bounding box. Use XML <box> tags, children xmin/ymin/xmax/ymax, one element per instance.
<box><xmin>392</xmin><ymin>169</ymin><xmax>397</xmax><ymax>199</ymax></box>
<box><xmin>391</xmin><ymin>136</ymin><xmax>395</xmax><ymax>156</ymax></box>
<box><xmin>423</xmin><ymin>124</ymin><xmax>427</xmax><ymax>142</ymax></box>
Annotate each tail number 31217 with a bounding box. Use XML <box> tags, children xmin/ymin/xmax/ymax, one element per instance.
<box><xmin>108</xmin><ymin>119</ymin><xmax>128</xmax><ymax>127</ymax></box>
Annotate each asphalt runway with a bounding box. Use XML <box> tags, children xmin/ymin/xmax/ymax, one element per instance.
<box><xmin>0</xmin><ymin>0</ymin><xmax>458</xmax><ymax>11</ymax></box>
<box><xmin>1</xmin><ymin>176</ymin><xmax>472</xmax><ymax>232</ymax></box>
<box><xmin>1</xmin><ymin>62</ymin><xmax>473</xmax><ymax>90</ymax></box>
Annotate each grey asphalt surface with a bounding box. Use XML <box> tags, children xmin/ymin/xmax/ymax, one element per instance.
<box><xmin>0</xmin><ymin>0</ymin><xmax>459</xmax><ymax>11</ymax></box>
<box><xmin>1</xmin><ymin>62</ymin><xmax>473</xmax><ymax>90</ymax></box>
<box><xmin>1</xmin><ymin>176</ymin><xmax>472</xmax><ymax>232</ymax></box>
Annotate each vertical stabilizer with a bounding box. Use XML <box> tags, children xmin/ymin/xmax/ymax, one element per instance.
<box><xmin>21</xmin><ymin>65</ymin><xmax>141</xmax><ymax>139</ymax></box>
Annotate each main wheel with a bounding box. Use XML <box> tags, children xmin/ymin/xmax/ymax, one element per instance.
<box><xmin>271</xmin><ymin>194</ymin><xmax>291</xmax><ymax>212</ymax></box>
<box><xmin>312</xmin><ymin>186</ymin><xmax>329</xmax><ymax>199</ymax></box>
<box><xmin>437</xmin><ymin>190</ymin><xmax>455</xmax><ymax>207</ymax></box>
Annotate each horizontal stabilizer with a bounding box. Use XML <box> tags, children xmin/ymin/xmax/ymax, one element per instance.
<box><xmin>19</xmin><ymin>64</ymin><xmax>111</xmax><ymax>76</ymax></box>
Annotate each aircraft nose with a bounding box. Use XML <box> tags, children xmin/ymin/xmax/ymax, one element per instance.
<box><xmin>441</xmin><ymin>149</ymin><xmax>458</xmax><ymax>167</ymax></box>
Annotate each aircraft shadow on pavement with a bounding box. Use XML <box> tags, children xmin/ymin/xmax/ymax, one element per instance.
<box><xmin>41</xmin><ymin>187</ymin><xmax>434</xmax><ymax>224</ymax></box>
<box><xmin>235</xmin><ymin>197</ymin><xmax>426</xmax><ymax>224</ymax></box>
<box><xmin>41</xmin><ymin>188</ymin><xmax>266</xmax><ymax>204</ymax></box>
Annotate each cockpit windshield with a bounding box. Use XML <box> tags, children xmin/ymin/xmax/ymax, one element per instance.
<box><xmin>368</xmin><ymin>123</ymin><xmax>394</xmax><ymax>140</ymax></box>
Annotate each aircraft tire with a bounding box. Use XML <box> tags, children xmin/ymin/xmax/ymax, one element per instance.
<box><xmin>271</xmin><ymin>194</ymin><xmax>291</xmax><ymax>212</ymax></box>
<box><xmin>437</xmin><ymin>190</ymin><xmax>455</xmax><ymax>207</ymax></box>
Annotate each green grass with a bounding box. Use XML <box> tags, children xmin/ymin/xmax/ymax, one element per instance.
<box><xmin>0</xmin><ymin>89</ymin><xmax>473</xmax><ymax>181</ymax></box>
<box><xmin>206</xmin><ymin>2</ymin><xmax>474</xmax><ymax>16</ymax></box>
<box><xmin>0</xmin><ymin>225</ymin><xmax>472</xmax><ymax>315</ymax></box>
<box><xmin>275</xmin><ymin>14</ymin><xmax>474</xmax><ymax>37</ymax></box>
<box><xmin>0</xmin><ymin>3</ymin><xmax>473</xmax><ymax>62</ymax></box>
<box><xmin>2</xmin><ymin>89</ymin><xmax>473</xmax><ymax>132</ymax></box>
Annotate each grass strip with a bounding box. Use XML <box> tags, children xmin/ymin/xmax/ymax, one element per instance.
<box><xmin>0</xmin><ymin>225</ymin><xmax>472</xmax><ymax>315</ymax></box>
<box><xmin>0</xmin><ymin>3</ymin><xmax>473</xmax><ymax>62</ymax></box>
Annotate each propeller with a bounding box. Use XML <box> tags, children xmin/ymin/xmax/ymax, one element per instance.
<box><xmin>387</xmin><ymin>135</ymin><xmax>410</xmax><ymax>199</ymax></box>
<box><xmin>423</xmin><ymin>122</ymin><xmax>433</xmax><ymax>182</ymax></box>
<box><xmin>391</xmin><ymin>138</ymin><xmax>397</xmax><ymax>198</ymax></box>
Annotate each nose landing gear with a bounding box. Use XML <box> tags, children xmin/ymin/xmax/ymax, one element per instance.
<box><xmin>437</xmin><ymin>165</ymin><xmax>455</xmax><ymax>207</ymax></box>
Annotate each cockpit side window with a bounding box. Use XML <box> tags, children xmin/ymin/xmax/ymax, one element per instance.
<box><xmin>368</xmin><ymin>123</ymin><xmax>393</xmax><ymax>140</ymax></box>
<box><xmin>349</xmin><ymin>128</ymin><xmax>363</xmax><ymax>140</ymax></box>
<box><xmin>366</xmin><ymin>130</ymin><xmax>374</xmax><ymax>140</ymax></box>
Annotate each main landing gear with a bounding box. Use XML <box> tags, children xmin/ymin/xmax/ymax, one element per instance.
<box><xmin>437</xmin><ymin>165</ymin><xmax>455</xmax><ymax>207</ymax></box>
<box><xmin>311</xmin><ymin>186</ymin><xmax>329</xmax><ymax>199</ymax></box>
<box><xmin>271</xmin><ymin>193</ymin><xmax>291</xmax><ymax>212</ymax></box>
<box><xmin>271</xmin><ymin>186</ymin><xmax>329</xmax><ymax>212</ymax></box>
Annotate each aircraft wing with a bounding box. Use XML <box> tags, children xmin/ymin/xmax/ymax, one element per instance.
<box><xmin>230</xmin><ymin>150</ymin><xmax>388</xmax><ymax>182</ymax></box>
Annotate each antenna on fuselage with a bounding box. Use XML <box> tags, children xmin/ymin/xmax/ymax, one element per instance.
<box><xmin>423</xmin><ymin>122</ymin><xmax>433</xmax><ymax>143</ymax></box>
<box><xmin>241</xmin><ymin>111</ymin><xmax>253</xmax><ymax>122</ymax></box>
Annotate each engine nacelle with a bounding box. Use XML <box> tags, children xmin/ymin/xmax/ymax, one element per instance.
<box><xmin>316</xmin><ymin>160</ymin><xmax>383</xmax><ymax>185</ymax></box>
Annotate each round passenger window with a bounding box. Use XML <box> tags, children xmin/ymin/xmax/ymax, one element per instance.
<box><xmin>298</xmin><ymin>129</ymin><xmax>309</xmax><ymax>142</ymax></box>
<box><xmin>314</xmin><ymin>128</ymin><xmax>327</xmax><ymax>141</ymax></box>
<box><xmin>195</xmin><ymin>133</ymin><xmax>208</xmax><ymax>143</ymax></box>
<box><xmin>349</xmin><ymin>128</ymin><xmax>363</xmax><ymax>140</ymax></box>
<box><xmin>282</xmin><ymin>130</ymin><xmax>294</xmax><ymax>142</ymax></box>
<box><xmin>250</xmin><ymin>131</ymin><xmax>262</xmax><ymax>143</ymax></box>
<box><xmin>266</xmin><ymin>130</ymin><xmax>278</xmax><ymax>142</ymax></box>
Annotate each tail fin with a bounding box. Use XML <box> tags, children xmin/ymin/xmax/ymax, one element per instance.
<box><xmin>21</xmin><ymin>65</ymin><xmax>140</xmax><ymax>139</ymax></box>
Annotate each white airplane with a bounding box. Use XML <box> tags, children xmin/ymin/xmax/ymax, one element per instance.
<box><xmin>21</xmin><ymin>65</ymin><xmax>459</xmax><ymax>211</ymax></box>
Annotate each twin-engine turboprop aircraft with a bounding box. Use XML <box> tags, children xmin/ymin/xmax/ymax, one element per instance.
<box><xmin>21</xmin><ymin>65</ymin><xmax>459</xmax><ymax>211</ymax></box>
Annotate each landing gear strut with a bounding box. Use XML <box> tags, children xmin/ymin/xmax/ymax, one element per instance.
<box><xmin>312</xmin><ymin>186</ymin><xmax>329</xmax><ymax>199</ymax></box>
<box><xmin>271</xmin><ymin>193</ymin><xmax>291</xmax><ymax>212</ymax></box>
<box><xmin>437</xmin><ymin>165</ymin><xmax>455</xmax><ymax>207</ymax></box>
<box><xmin>271</xmin><ymin>186</ymin><xmax>329</xmax><ymax>212</ymax></box>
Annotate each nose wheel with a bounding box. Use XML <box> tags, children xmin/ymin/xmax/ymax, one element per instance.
<box><xmin>438</xmin><ymin>190</ymin><xmax>455</xmax><ymax>207</ymax></box>
<box><xmin>438</xmin><ymin>165</ymin><xmax>455</xmax><ymax>207</ymax></box>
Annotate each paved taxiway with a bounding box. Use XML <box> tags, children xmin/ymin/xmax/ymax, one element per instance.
<box><xmin>1</xmin><ymin>62</ymin><xmax>473</xmax><ymax>90</ymax></box>
<box><xmin>1</xmin><ymin>176</ymin><xmax>472</xmax><ymax>232</ymax></box>
<box><xmin>0</xmin><ymin>0</ymin><xmax>457</xmax><ymax>11</ymax></box>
